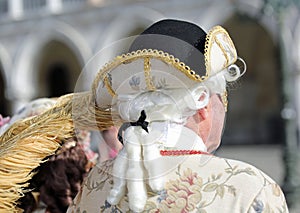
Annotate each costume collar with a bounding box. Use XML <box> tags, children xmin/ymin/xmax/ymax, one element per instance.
<box><xmin>175</xmin><ymin>125</ymin><xmax>207</xmax><ymax>152</ymax></box>
<box><xmin>149</xmin><ymin>121</ymin><xmax>207</xmax><ymax>152</ymax></box>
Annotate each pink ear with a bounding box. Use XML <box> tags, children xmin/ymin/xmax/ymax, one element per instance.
<box><xmin>198</xmin><ymin>108</ymin><xmax>209</xmax><ymax>120</ymax></box>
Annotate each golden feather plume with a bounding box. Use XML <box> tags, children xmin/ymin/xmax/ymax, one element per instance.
<box><xmin>0</xmin><ymin>92</ymin><xmax>119</xmax><ymax>212</ymax></box>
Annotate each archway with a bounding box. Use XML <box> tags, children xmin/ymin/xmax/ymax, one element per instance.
<box><xmin>222</xmin><ymin>13</ymin><xmax>284</xmax><ymax>145</ymax></box>
<box><xmin>37</xmin><ymin>40</ymin><xmax>82</xmax><ymax>98</ymax></box>
<box><xmin>10</xmin><ymin>20</ymin><xmax>91</xmax><ymax>112</ymax></box>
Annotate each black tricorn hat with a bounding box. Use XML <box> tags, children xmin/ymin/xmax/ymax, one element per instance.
<box><xmin>129</xmin><ymin>19</ymin><xmax>207</xmax><ymax>76</ymax></box>
<box><xmin>92</xmin><ymin>19</ymin><xmax>240</xmax><ymax>108</ymax></box>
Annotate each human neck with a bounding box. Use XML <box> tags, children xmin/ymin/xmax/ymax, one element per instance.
<box><xmin>149</xmin><ymin>121</ymin><xmax>207</xmax><ymax>152</ymax></box>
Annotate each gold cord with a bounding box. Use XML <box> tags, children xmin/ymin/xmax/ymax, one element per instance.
<box><xmin>144</xmin><ymin>57</ymin><xmax>156</xmax><ymax>91</ymax></box>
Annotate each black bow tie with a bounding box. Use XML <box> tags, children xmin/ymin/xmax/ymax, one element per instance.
<box><xmin>117</xmin><ymin>110</ymin><xmax>149</xmax><ymax>144</ymax></box>
<box><xmin>129</xmin><ymin>110</ymin><xmax>149</xmax><ymax>133</ymax></box>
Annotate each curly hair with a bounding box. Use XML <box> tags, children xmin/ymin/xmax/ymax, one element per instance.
<box><xmin>18</xmin><ymin>142</ymin><xmax>89</xmax><ymax>213</ymax></box>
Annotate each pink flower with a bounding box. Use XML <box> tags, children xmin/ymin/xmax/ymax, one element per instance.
<box><xmin>159</xmin><ymin>168</ymin><xmax>203</xmax><ymax>212</ymax></box>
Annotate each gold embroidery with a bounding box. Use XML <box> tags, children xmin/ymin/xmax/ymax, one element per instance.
<box><xmin>144</xmin><ymin>57</ymin><xmax>156</xmax><ymax>91</ymax></box>
<box><xmin>204</xmin><ymin>26</ymin><xmax>237</xmax><ymax>73</ymax></box>
<box><xmin>103</xmin><ymin>74</ymin><xmax>116</xmax><ymax>97</ymax></box>
<box><xmin>221</xmin><ymin>90</ymin><xmax>228</xmax><ymax>112</ymax></box>
<box><xmin>92</xmin><ymin>49</ymin><xmax>208</xmax><ymax>101</ymax></box>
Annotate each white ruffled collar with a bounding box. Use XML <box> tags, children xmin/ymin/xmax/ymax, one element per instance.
<box><xmin>148</xmin><ymin>121</ymin><xmax>207</xmax><ymax>152</ymax></box>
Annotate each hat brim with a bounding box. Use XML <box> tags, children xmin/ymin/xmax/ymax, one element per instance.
<box><xmin>92</xmin><ymin>26</ymin><xmax>237</xmax><ymax>110</ymax></box>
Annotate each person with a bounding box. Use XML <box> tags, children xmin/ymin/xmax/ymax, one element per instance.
<box><xmin>0</xmin><ymin>98</ymin><xmax>56</xmax><ymax>136</ymax></box>
<box><xmin>0</xmin><ymin>98</ymin><xmax>97</xmax><ymax>212</ymax></box>
<box><xmin>66</xmin><ymin>19</ymin><xmax>289</xmax><ymax>212</ymax></box>
<box><xmin>17</xmin><ymin>138</ymin><xmax>90</xmax><ymax>213</ymax></box>
<box><xmin>98</xmin><ymin>126</ymin><xmax>123</xmax><ymax>163</ymax></box>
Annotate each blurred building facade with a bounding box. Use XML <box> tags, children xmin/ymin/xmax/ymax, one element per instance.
<box><xmin>0</xmin><ymin>0</ymin><xmax>300</xmax><ymax>210</ymax></box>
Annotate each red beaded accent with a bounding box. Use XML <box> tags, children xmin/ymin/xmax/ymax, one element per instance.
<box><xmin>160</xmin><ymin>150</ymin><xmax>210</xmax><ymax>156</ymax></box>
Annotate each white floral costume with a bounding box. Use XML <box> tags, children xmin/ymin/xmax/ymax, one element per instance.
<box><xmin>68</xmin><ymin>130</ymin><xmax>288</xmax><ymax>213</ymax></box>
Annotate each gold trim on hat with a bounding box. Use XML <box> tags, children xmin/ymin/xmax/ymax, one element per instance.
<box><xmin>104</xmin><ymin>73</ymin><xmax>116</xmax><ymax>97</ymax></box>
<box><xmin>92</xmin><ymin>26</ymin><xmax>238</xmax><ymax>112</ymax></box>
<box><xmin>92</xmin><ymin>49</ymin><xmax>208</xmax><ymax>101</ymax></box>
<box><xmin>204</xmin><ymin>25</ymin><xmax>238</xmax><ymax>74</ymax></box>
<box><xmin>204</xmin><ymin>26</ymin><xmax>238</xmax><ymax>111</ymax></box>
<box><xmin>144</xmin><ymin>56</ymin><xmax>156</xmax><ymax>91</ymax></box>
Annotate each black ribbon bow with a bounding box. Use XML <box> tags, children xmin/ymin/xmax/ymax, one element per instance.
<box><xmin>117</xmin><ymin>110</ymin><xmax>149</xmax><ymax>144</ymax></box>
<box><xmin>130</xmin><ymin>110</ymin><xmax>149</xmax><ymax>133</ymax></box>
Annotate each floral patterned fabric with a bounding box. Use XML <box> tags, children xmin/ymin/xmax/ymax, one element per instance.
<box><xmin>67</xmin><ymin>154</ymin><xmax>288</xmax><ymax>213</ymax></box>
